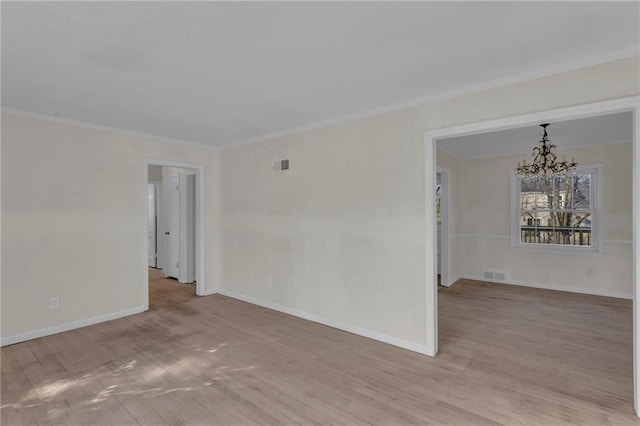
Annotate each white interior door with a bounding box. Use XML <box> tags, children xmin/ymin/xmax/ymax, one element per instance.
<box><xmin>147</xmin><ymin>183</ymin><xmax>157</xmax><ymax>267</ymax></box>
<box><xmin>165</xmin><ymin>175</ymin><xmax>180</xmax><ymax>279</ymax></box>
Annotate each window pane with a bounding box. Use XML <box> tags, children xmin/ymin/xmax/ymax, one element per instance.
<box><xmin>520</xmin><ymin>210</ymin><xmax>593</xmax><ymax>246</ymax></box>
<box><xmin>519</xmin><ymin>211</ymin><xmax>540</xmax><ymax>243</ymax></box>
<box><xmin>520</xmin><ymin>179</ymin><xmax>549</xmax><ymax>210</ymax></box>
<box><xmin>550</xmin><ymin>176</ymin><xmax>571</xmax><ymax>210</ymax></box>
<box><xmin>571</xmin><ymin>174</ymin><xmax>591</xmax><ymax>209</ymax></box>
<box><xmin>547</xmin><ymin>211</ymin><xmax>570</xmax><ymax>229</ymax></box>
<box><xmin>516</xmin><ymin>170</ymin><xmax>596</xmax><ymax>249</ymax></box>
<box><xmin>571</xmin><ymin>212</ymin><xmax>592</xmax><ymax>228</ymax></box>
<box><xmin>520</xmin><ymin>212</ymin><xmax>542</xmax><ymax>227</ymax></box>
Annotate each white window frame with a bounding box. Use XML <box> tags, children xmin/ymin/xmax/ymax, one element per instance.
<box><xmin>510</xmin><ymin>163</ymin><xmax>604</xmax><ymax>255</ymax></box>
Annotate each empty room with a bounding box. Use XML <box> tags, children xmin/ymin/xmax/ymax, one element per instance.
<box><xmin>2</xmin><ymin>2</ymin><xmax>640</xmax><ymax>425</ymax></box>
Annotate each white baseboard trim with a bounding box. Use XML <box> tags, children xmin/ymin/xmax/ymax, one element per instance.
<box><xmin>443</xmin><ymin>275</ymin><xmax>462</xmax><ymax>287</ymax></box>
<box><xmin>200</xmin><ymin>288</ymin><xmax>219</xmax><ymax>296</ymax></box>
<box><xmin>216</xmin><ymin>288</ymin><xmax>434</xmax><ymax>356</ymax></box>
<box><xmin>459</xmin><ymin>274</ymin><xmax>632</xmax><ymax>300</ymax></box>
<box><xmin>0</xmin><ymin>306</ymin><xmax>146</xmax><ymax>347</ymax></box>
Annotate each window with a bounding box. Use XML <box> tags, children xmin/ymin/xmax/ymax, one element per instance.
<box><xmin>511</xmin><ymin>165</ymin><xmax>602</xmax><ymax>253</ymax></box>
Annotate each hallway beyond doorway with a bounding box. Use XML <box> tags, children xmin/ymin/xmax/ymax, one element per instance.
<box><xmin>148</xmin><ymin>267</ymin><xmax>196</xmax><ymax>309</ymax></box>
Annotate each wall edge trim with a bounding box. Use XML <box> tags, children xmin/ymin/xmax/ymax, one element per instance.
<box><xmin>222</xmin><ymin>51</ymin><xmax>639</xmax><ymax>149</ymax></box>
<box><xmin>2</xmin><ymin>108</ymin><xmax>213</xmax><ymax>150</ymax></box>
<box><xmin>458</xmin><ymin>274</ymin><xmax>632</xmax><ymax>300</ymax></box>
<box><xmin>216</xmin><ymin>288</ymin><xmax>434</xmax><ymax>356</ymax></box>
<box><xmin>0</xmin><ymin>306</ymin><xmax>146</xmax><ymax>347</ymax></box>
<box><xmin>452</xmin><ymin>234</ymin><xmax>632</xmax><ymax>245</ymax></box>
<box><xmin>201</xmin><ymin>288</ymin><xmax>219</xmax><ymax>296</ymax></box>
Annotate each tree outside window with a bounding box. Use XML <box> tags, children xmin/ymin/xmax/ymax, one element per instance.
<box><xmin>517</xmin><ymin>169</ymin><xmax>595</xmax><ymax>248</ymax></box>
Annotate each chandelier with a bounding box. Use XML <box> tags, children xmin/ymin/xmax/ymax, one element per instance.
<box><xmin>515</xmin><ymin>123</ymin><xmax>577</xmax><ymax>179</ymax></box>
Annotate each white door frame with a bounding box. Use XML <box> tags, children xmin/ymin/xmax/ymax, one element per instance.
<box><xmin>424</xmin><ymin>96</ymin><xmax>640</xmax><ymax>414</ymax></box>
<box><xmin>143</xmin><ymin>160</ymin><xmax>206</xmax><ymax>309</ymax></box>
<box><xmin>436</xmin><ymin>166</ymin><xmax>451</xmax><ymax>287</ymax></box>
<box><xmin>147</xmin><ymin>180</ymin><xmax>161</xmax><ymax>268</ymax></box>
<box><xmin>183</xmin><ymin>171</ymin><xmax>197</xmax><ymax>284</ymax></box>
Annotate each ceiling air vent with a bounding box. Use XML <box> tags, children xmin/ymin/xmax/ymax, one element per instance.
<box><xmin>273</xmin><ymin>158</ymin><xmax>290</xmax><ymax>172</ymax></box>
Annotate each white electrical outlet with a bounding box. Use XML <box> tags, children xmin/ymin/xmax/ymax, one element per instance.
<box><xmin>49</xmin><ymin>296</ymin><xmax>60</xmax><ymax>310</ymax></box>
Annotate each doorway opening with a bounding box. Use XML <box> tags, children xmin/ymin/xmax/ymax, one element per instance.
<box><xmin>424</xmin><ymin>96</ymin><xmax>639</xmax><ymax>413</ymax></box>
<box><xmin>143</xmin><ymin>160</ymin><xmax>206</xmax><ymax>311</ymax></box>
<box><xmin>436</xmin><ymin>167</ymin><xmax>450</xmax><ymax>287</ymax></box>
<box><xmin>147</xmin><ymin>179</ymin><xmax>160</xmax><ymax>268</ymax></box>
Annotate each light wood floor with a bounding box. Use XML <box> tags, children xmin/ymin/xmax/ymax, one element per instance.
<box><xmin>148</xmin><ymin>267</ymin><xmax>196</xmax><ymax>310</ymax></box>
<box><xmin>1</xmin><ymin>279</ymin><xmax>637</xmax><ymax>425</ymax></box>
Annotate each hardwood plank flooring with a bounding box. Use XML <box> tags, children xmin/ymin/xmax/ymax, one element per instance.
<box><xmin>1</xmin><ymin>279</ymin><xmax>637</xmax><ymax>425</ymax></box>
<box><xmin>148</xmin><ymin>267</ymin><xmax>196</xmax><ymax>310</ymax></box>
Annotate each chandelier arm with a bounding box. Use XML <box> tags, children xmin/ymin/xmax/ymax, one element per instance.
<box><xmin>515</xmin><ymin>123</ymin><xmax>578</xmax><ymax>180</ymax></box>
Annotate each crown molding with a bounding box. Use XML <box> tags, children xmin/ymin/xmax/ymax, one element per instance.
<box><xmin>223</xmin><ymin>49</ymin><xmax>639</xmax><ymax>150</ymax></box>
<box><xmin>1</xmin><ymin>108</ymin><xmax>215</xmax><ymax>150</ymax></box>
<box><xmin>4</xmin><ymin>49</ymin><xmax>638</xmax><ymax>151</ymax></box>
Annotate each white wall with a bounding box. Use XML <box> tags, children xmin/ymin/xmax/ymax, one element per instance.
<box><xmin>218</xmin><ymin>56</ymin><xmax>639</xmax><ymax>349</ymax></box>
<box><xmin>220</xmin><ymin>109</ymin><xmax>426</xmax><ymax>344</ymax></box>
<box><xmin>453</xmin><ymin>143</ymin><xmax>632</xmax><ymax>298</ymax></box>
<box><xmin>148</xmin><ymin>164</ymin><xmax>162</xmax><ymax>181</ymax></box>
<box><xmin>1</xmin><ymin>56</ymin><xmax>638</xmax><ymax>348</ymax></box>
<box><xmin>1</xmin><ymin>114</ymin><xmax>220</xmax><ymax>343</ymax></box>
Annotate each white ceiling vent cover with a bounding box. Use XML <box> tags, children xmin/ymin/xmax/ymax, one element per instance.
<box><xmin>272</xmin><ymin>159</ymin><xmax>290</xmax><ymax>172</ymax></box>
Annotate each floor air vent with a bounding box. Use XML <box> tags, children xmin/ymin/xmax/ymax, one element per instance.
<box><xmin>481</xmin><ymin>269</ymin><xmax>508</xmax><ymax>282</ymax></box>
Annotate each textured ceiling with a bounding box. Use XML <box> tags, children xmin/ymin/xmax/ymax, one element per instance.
<box><xmin>438</xmin><ymin>112</ymin><xmax>633</xmax><ymax>159</ymax></box>
<box><xmin>2</xmin><ymin>2</ymin><xmax>639</xmax><ymax>148</ymax></box>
